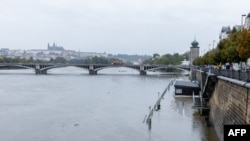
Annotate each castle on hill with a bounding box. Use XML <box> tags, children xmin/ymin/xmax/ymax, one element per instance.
<box><xmin>47</xmin><ymin>42</ymin><xmax>64</xmax><ymax>51</ymax></box>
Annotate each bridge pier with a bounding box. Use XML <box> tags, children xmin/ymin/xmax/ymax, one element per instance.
<box><xmin>35</xmin><ymin>64</ymin><xmax>47</xmax><ymax>74</ymax></box>
<box><xmin>89</xmin><ymin>70</ymin><xmax>97</xmax><ymax>75</ymax></box>
<box><xmin>140</xmin><ymin>70</ymin><xmax>147</xmax><ymax>75</ymax></box>
<box><xmin>35</xmin><ymin>69</ymin><xmax>47</xmax><ymax>74</ymax></box>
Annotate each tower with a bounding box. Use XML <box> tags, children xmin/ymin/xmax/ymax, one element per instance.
<box><xmin>47</xmin><ymin>43</ymin><xmax>50</xmax><ymax>50</ymax></box>
<box><xmin>190</xmin><ymin>39</ymin><xmax>200</xmax><ymax>65</ymax></box>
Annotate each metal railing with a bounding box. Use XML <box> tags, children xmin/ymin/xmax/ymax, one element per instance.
<box><xmin>198</xmin><ymin>68</ymin><xmax>250</xmax><ymax>82</ymax></box>
<box><xmin>143</xmin><ymin>79</ymin><xmax>175</xmax><ymax>129</ymax></box>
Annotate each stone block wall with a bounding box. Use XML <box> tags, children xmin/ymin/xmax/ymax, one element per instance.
<box><xmin>209</xmin><ymin>78</ymin><xmax>250</xmax><ymax>141</ymax></box>
<box><xmin>192</xmin><ymin>69</ymin><xmax>250</xmax><ymax>140</ymax></box>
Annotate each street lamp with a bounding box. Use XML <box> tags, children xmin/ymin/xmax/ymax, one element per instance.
<box><xmin>241</xmin><ymin>14</ymin><xmax>246</xmax><ymax>31</ymax></box>
<box><xmin>213</xmin><ymin>40</ymin><xmax>216</xmax><ymax>49</ymax></box>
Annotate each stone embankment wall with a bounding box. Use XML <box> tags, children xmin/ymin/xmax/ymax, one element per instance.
<box><xmin>209</xmin><ymin>77</ymin><xmax>250</xmax><ymax>141</ymax></box>
<box><xmin>192</xmin><ymin>70</ymin><xmax>250</xmax><ymax>141</ymax></box>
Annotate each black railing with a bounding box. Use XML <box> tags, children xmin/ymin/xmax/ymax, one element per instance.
<box><xmin>197</xmin><ymin>68</ymin><xmax>250</xmax><ymax>82</ymax></box>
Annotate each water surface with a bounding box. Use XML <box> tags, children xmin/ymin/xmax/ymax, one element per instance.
<box><xmin>0</xmin><ymin>67</ymin><xmax>219</xmax><ymax>141</ymax></box>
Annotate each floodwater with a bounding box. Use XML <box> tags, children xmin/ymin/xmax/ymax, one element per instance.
<box><xmin>0</xmin><ymin>67</ymin><xmax>219</xmax><ymax>141</ymax></box>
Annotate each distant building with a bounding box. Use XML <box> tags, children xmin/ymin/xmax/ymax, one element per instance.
<box><xmin>0</xmin><ymin>48</ymin><xmax>9</xmax><ymax>56</ymax></box>
<box><xmin>181</xmin><ymin>59</ymin><xmax>190</xmax><ymax>65</ymax></box>
<box><xmin>1</xmin><ymin>48</ymin><xmax>9</xmax><ymax>51</ymax></box>
<box><xmin>189</xmin><ymin>39</ymin><xmax>200</xmax><ymax>65</ymax></box>
<box><xmin>244</xmin><ymin>12</ymin><xmax>250</xmax><ymax>29</ymax></box>
<box><xmin>232</xmin><ymin>25</ymin><xmax>242</xmax><ymax>32</ymax></box>
<box><xmin>47</xmin><ymin>42</ymin><xmax>64</xmax><ymax>51</ymax></box>
<box><xmin>219</xmin><ymin>26</ymin><xmax>231</xmax><ymax>40</ymax></box>
<box><xmin>79</xmin><ymin>52</ymin><xmax>108</xmax><ymax>58</ymax></box>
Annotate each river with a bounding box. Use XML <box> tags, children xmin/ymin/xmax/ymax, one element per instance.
<box><xmin>0</xmin><ymin>67</ymin><xmax>219</xmax><ymax>141</ymax></box>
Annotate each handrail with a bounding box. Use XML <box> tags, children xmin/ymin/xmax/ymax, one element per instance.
<box><xmin>145</xmin><ymin>79</ymin><xmax>175</xmax><ymax>127</ymax></box>
<box><xmin>193</xmin><ymin>67</ymin><xmax>250</xmax><ymax>82</ymax></box>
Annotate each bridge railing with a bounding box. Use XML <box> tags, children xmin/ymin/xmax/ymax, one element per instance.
<box><xmin>197</xmin><ymin>67</ymin><xmax>250</xmax><ymax>82</ymax></box>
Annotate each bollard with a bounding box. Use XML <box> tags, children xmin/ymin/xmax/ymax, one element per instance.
<box><xmin>148</xmin><ymin>118</ymin><xmax>152</xmax><ymax>130</ymax></box>
<box><xmin>157</xmin><ymin>104</ymin><xmax>161</xmax><ymax>110</ymax></box>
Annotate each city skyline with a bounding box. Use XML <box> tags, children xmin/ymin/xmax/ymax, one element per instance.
<box><xmin>0</xmin><ymin>0</ymin><xmax>250</xmax><ymax>55</ymax></box>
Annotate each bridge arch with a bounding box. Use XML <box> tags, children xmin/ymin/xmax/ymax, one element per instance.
<box><xmin>37</xmin><ymin>64</ymin><xmax>91</xmax><ymax>74</ymax></box>
<box><xmin>40</xmin><ymin>64</ymin><xmax>89</xmax><ymax>71</ymax></box>
<box><xmin>93</xmin><ymin>65</ymin><xmax>140</xmax><ymax>72</ymax></box>
<box><xmin>43</xmin><ymin>65</ymin><xmax>90</xmax><ymax>74</ymax></box>
<box><xmin>94</xmin><ymin>65</ymin><xmax>141</xmax><ymax>74</ymax></box>
<box><xmin>0</xmin><ymin>64</ymin><xmax>35</xmax><ymax>70</ymax></box>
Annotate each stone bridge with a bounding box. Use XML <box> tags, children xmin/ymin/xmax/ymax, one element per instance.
<box><xmin>0</xmin><ymin>63</ymin><xmax>190</xmax><ymax>75</ymax></box>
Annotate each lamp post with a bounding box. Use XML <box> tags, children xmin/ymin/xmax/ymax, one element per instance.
<box><xmin>241</xmin><ymin>14</ymin><xmax>246</xmax><ymax>31</ymax></box>
<box><xmin>213</xmin><ymin>40</ymin><xmax>216</xmax><ymax>49</ymax></box>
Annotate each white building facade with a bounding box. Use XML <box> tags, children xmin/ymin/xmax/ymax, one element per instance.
<box><xmin>219</xmin><ymin>26</ymin><xmax>231</xmax><ymax>40</ymax></box>
<box><xmin>244</xmin><ymin>13</ymin><xmax>250</xmax><ymax>29</ymax></box>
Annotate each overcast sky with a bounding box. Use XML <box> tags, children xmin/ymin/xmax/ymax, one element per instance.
<box><xmin>0</xmin><ymin>0</ymin><xmax>250</xmax><ymax>55</ymax></box>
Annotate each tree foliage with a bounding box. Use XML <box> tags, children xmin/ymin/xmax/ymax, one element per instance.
<box><xmin>0</xmin><ymin>56</ymin><xmax>121</xmax><ymax>64</ymax></box>
<box><xmin>193</xmin><ymin>29</ymin><xmax>250</xmax><ymax>65</ymax></box>
<box><xmin>143</xmin><ymin>53</ymin><xmax>187</xmax><ymax>65</ymax></box>
<box><xmin>0</xmin><ymin>57</ymin><xmax>45</xmax><ymax>63</ymax></box>
<box><xmin>236</xmin><ymin>29</ymin><xmax>250</xmax><ymax>60</ymax></box>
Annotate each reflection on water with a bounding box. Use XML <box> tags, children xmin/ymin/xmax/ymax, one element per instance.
<box><xmin>0</xmin><ymin>68</ymin><xmax>219</xmax><ymax>141</ymax></box>
<box><xmin>171</xmin><ymin>96</ymin><xmax>219</xmax><ymax>141</ymax></box>
<box><xmin>171</xmin><ymin>97</ymin><xmax>194</xmax><ymax>117</ymax></box>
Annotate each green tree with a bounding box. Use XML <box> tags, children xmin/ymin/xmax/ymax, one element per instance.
<box><xmin>143</xmin><ymin>53</ymin><xmax>186</xmax><ymax>65</ymax></box>
<box><xmin>220</xmin><ymin>35</ymin><xmax>240</xmax><ymax>63</ymax></box>
<box><xmin>236</xmin><ymin>29</ymin><xmax>250</xmax><ymax>60</ymax></box>
<box><xmin>153</xmin><ymin>53</ymin><xmax>160</xmax><ymax>58</ymax></box>
<box><xmin>52</xmin><ymin>57</ymin><xmax>67</xmax><ymax>63</ymax></box>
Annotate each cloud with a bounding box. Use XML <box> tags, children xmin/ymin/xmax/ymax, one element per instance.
<box><xmin>0</xmin><ymin>0</ymin><xmax>250</xmax><ymax>55</ymax></box>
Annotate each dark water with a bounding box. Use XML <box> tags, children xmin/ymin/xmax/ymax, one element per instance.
<box><xmin>0</xmin><ymin>67</ymin><xmax>219</xmax><ymax>141</ymax></box>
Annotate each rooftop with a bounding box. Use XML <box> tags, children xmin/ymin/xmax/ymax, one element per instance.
<box><xmin>174</xmin><ymin>80</ymin><xmax>200</xmax><ymax>88</ymax></box>
<box><xmin>191</xmin><ymin>40</ymin><xmax>199</xmax><ymax>48</ymax></box>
